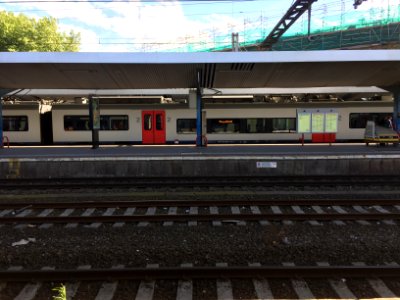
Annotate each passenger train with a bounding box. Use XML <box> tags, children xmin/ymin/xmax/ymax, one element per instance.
<box><xmin>1</xmin><ymin>100</ymin><xmax>395</xmax><ymax>145</ymax></box>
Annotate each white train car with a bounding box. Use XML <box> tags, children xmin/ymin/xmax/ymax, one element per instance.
<box><xmin>2</xmin><ymin>104</ymin><xmax>41</xmax><ymax>144</ymax></box>
<box><xmin>50</xmin><ymin>101</ymin><xmax>394</xmax><ymax>144</ymax></box>
<box><xmin>52</xmin><ymin>104</ymin><xmax>141</xmax><ymax>144</ymax></box>
<box><xmin>1</xmin><ymin>101</ymin><xmax>394</xmax><ymax>145</ymax></box>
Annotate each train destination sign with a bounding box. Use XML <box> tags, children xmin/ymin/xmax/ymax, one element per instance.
<box><xmin>297</xmin><ymin>109</ymin><xmax>338</xmax><ymax>133</ymax></box>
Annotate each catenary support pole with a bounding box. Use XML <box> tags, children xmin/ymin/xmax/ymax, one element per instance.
<box><xmin>89</xmin><ymin>94</ymin><xmax>100</xmax><ymax>149</ymax></box>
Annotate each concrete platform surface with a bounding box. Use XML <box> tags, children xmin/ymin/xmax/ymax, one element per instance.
<box><xmin>1</xmin><ymin>144</ymin><xmax>400</xmax><ymax>179</ymax></box>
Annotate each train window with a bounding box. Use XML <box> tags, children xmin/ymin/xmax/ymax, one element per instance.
<box><xmin>144</xmin><ymin>114</ymin><xmax>152</xmax><ymax>131</ymax></box>
<box><xmin>64</xmin><ymin>116</ymin><xmax>90</xmax><ymax>131</ymax></box>
<box><xmin>64</xmin><ymin>115</ymin><xmax>129</xmax><ymax>131</ymax></box>
<box><xmin>349</xmin><ymin>113</ymin><xmax>389</xmax><ymax>128</ymax></box>
<box><xmin>273</xmin><ymin>118</ymin><xmax>296</xmax><ymax>133</ymax></box>
<box><xmin>105</xmin><ymin>116</ymin><xmax>129</xmax><ymax>131</ymax></box>
<box><xmin>207</xmin><ymin>118</ymin><xmax>296</xmax><ymax>134</ymax></box>
<box><xmin>3</xmin><ymin>116</ymin><xmax>28</xmax><ymax>131</ymax></box>
<box><xmin>207</xmin><ymin>119</ymin><xmax>240</xmax><ymax>133</ymax></box>
<box><xmin>155</xmin><ymin>114</ymin><xmax>163</xmax><ymax>130</ymax></box>
<box><xmin>177</xmin><ymin>119</ymin><xmax>196</xmax><ymax>133</ymax></box>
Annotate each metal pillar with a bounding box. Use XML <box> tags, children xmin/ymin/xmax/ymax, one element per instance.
<box><xmin>88</xmin><ymin>95</ymin><xmax>100</xmax><ymax>149</ymax></box>
<box><xmin>394</xmin><ymin>90</ymin><xmax>400</xmax><ymax>131</ymax></box>
<box><xmin>0</xmin><ymin>97</ymin><xmax>2</xmax><ymax>148</ymax></box>
<box><xmin>196</xmin><ymin>88</ymin><xmax>204</xmax><ymax>147</ymax></box>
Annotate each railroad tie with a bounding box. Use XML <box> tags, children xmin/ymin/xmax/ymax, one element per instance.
<box><xmin>351</xmin><ymin>206</ymin><xmax>371</xmax><ymax>225</ymax></box>
<box><xmin>373</xmin><ymin>206</ymin><xmax>396</xmax><ymax>225</ymax></box>
<box><xmin>60</xmin><ymin>209</ymin><xmax>75</xmax><ymax>229</ymax></box>
<box><xmin>188</xmin><ymin>206</ymin><xmax>198</xmax><ymax>226</ymax></box>
<box><xmin>14</xmin><ymin>266</ymin><xmax>54</xmax><ymax>300</ymax></box>
<box><xmin>291</xmin><ymin>205</ymin><xmax>320</xmax><ymax>226</ymax></box>
<box><xmin>94</xmin><ymin>264</ymin><xmax>123</xmax><ymax>300</ymax></box>
<box><xmin>250</xmin><ymin>206</ymin><xmax>270</xmax><ymax>226</ymax></box>
<box><xmin>283</xmin><ymin>262</ymin><xmax>315</xmax><ymax>299</ymax></box>
<box><xmin>216</xmin><ymin>263</ymin><xmax>234</xmax><ymax>300</ymax></box>
<box><xmin>113</xmin><ymin>207</ymin><xmax>136</xmax><ymax>228</ymax></box>
<box><xmin>138</xmin><ymin>207</ymin><xmax>156</xmax><ymax>227</ymax></box>
<box><xmin>249</xmin><ymin>263</ymin><xmax>274</xmax><ymax>299</ymax></box>
<box><xmin>317</xmin><ymin>262</ymin><xmax>356</xmax><ymax>299</ymax></box>
<box><xmin>135</xmin><ymin>264</ymin><xmax>158</xmax><ymax>300</ymax></box>
<box><xmin>163</xmin><ymin>207</ymin><xmax>177</xmax><ymax>226</ymax></box>
<box><xmin>66</xmin><ymin>208</ymin><xmax>95</xmax><ymax>229</ymax></box>
<box><xmin>89</xmin><ymin>207</ymin><xmax>116</xmax><ymax>229</ymax></box>
<box><xmin>14</xmin><ymin>209</ymin><xmax>33</xmax><ymax>229</ymax></box>
<box><xmin>210</xmin><ymin>206</ymin><xmax>222</xmax><ymax>226</ymax></box>
<box><xmin>230</xmin><ymin>206</ymin><xmax>246</xmax><ymax>226</ymax></box>
<box><xmin>38</xmin><ymin>209</ymin><xmax>55</xmax><ymax>229</ymax></box>
<box><xmin>65</xmin><ymin>265</ymin><xmax>92</xmax><ymax>300</ymax></box>
<box><xmin>271</xmin><ymin>206</ymin><xmax>293</xmax><ymax>225</ymax></box>
<box><xmin>176</xmin><ymin>263</ymin><xmax>193</xmax><ymax>300</ymax></box>
<box><xmin>352</xmin><ymin>262</ymin><xmax>396</xmax><ymax>298</ymax></box>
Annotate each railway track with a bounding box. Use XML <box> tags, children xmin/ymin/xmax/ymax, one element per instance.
<box><xmin>2</xmin><ymin>199</ymin><xmax>400</xmax><ymax>226</ymax></box>
<box><xmin>1</xmin><ymin>175</ymin><xmax>400</xmax><ymax>191</ymax></box>
<box><xmin>1</xmin><ymin>263</ymin><xmax>400</xmax><ymax>299</ymax></box>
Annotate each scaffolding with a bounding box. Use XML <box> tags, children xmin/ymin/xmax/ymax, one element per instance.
<box><xmin>270</xmin><ymin>21</ymin><xmax>400</xmax><ymax>51</ymax></box>
<box><xmin>144</xmin><ymin>1</ymin><xmax>400</xmax><ymax>52</ymax></box>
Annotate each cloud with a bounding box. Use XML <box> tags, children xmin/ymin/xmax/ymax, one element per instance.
<box><xmin>2</xmin><ymin>0</ymin><xmax>398</xmax><ymax>52</ymax></box>
<box><xmin>1</xmin><ymin>0</ymin><xmax>243</xmax><ymax>51</ymax></box>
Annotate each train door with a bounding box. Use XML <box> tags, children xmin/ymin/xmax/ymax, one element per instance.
<box><xmin>142</xmin><ymin>110</ymin><xmax>166</xmax><ymax>144</ymax></box>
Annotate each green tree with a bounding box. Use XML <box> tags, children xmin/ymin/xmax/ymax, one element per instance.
<box><xmin>0</xmin><ymin>11</ymin><xmax>80</xmax><ymax>51</ymax></box>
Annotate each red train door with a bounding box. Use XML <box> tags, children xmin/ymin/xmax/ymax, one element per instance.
<box><xmin>142</xmin><ymin>110</ymin><xmax>166</xmax><ymax>144</ymax></box>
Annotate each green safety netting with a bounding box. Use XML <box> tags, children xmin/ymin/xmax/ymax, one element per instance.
<box><xmin>165</xmin><ymin>3</ymin><xmax>400</xmax><ymax>52</ymax></box>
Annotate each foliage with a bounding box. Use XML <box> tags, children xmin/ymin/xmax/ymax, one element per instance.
<box><xmin>52</xmin><ymin>284</ymin><xmax>67</xmax><ymax>300</ymax></box>
<box><xmin>0</xmin><ymin>11</ymin><xmax>80</xmax><ymax>51</ymax></box>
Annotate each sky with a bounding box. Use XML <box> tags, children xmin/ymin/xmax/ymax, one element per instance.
<box><xmin>0</xmin><ymin>0</ymin><xmax>399</xmax><ymax>52</ymax></box>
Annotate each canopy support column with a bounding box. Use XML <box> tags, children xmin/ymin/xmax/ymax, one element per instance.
<box><xmin>89</xmin><ymin>94</ymin><xmax>100</xmax><ymax>149</ymax></box>
<box><xmin>196</xmin><ymin>88</ymin><xmax>204</xmax><ymax>147</ymax></box>
<box><xmin>195</xmin><ymin>69</ymin><xmax>206</xmax><ymax>147</ymax></box>
<box><xmin>394</xmin><ymin>90</ymin><xmax>400</xmax><ymax>131</ymax></box>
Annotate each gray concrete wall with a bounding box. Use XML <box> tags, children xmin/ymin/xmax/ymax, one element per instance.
<box><xmin>0</xmin><ymin>156</ymin><xmax>399</xmax><ymax>179</ymax></box>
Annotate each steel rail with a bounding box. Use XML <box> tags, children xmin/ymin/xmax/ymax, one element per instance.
<box><xmin>2</xmin><ymin>199</ymin><xmax>400</xmax><ymax>209</ymax></box>
<box><xmin>1</xmin><ymin>265</ymin><xmax>400</xmax><ymax>281</ymax></box>
<box><xmin>2</xmin><ymin>212</ymin><xmax>400</xmax><ymax>224</ymax></box>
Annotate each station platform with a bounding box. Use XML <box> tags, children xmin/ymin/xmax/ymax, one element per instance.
<box><xmin>1</xmin><ymin>144</ymin><xmax>400</xmax><ymax>179</ymax></box>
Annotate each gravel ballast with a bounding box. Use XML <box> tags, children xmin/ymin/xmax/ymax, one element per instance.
<box><xmin>0</xmin><ymin>223</ymin><xmax>399</xmax><ymax>269</ymax></box>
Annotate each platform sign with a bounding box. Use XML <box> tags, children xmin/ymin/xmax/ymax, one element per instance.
<box><xmin>297</xmin><ymin>109</ymin><xmax>338</xmax><ymax>134</ymax></box>
<box><xmin>297</xmin><ymin>112</ymin><xmax>311</xmax><ymax>133</ymax></box>
<box><xmin>325</xmin><ymin>112</ymin><xmax>338</xmax><ymax>133</ymax></box>
<box><xmin>311</xmin><ymin>112</ymin><xmax>324</xmax><ymax>133</ymax></box>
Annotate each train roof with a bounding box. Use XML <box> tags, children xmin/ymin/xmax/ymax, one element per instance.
<box><xmin>0</xmin><ymin>50</ymin><xmax>400</xmax><ymax>90</ymax></box>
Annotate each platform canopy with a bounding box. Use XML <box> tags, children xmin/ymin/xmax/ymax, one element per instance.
<box><xmin>0</xmin><ymin>50</ymin><xmax>400</xmax><ymax>90</ymax></box>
